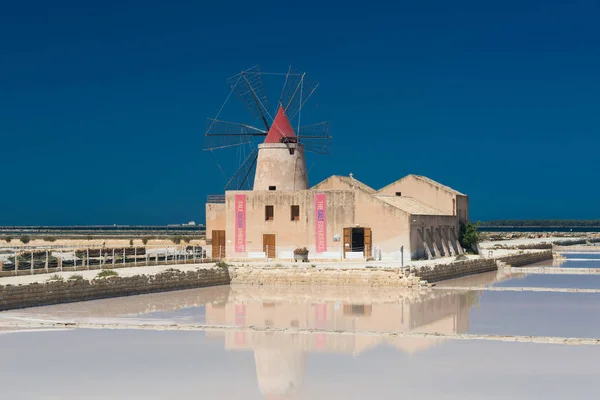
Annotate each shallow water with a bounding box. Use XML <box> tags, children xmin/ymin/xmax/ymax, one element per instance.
<box><xmin>494</xmin><ymin>274</ymin><xmax>600</xmax><ymax>289</ymax></box>
<box><xmin>1</xmin><ymin>259</ymin><xmax>600</xmax><ymax>398</ymax></box>
<box><xmin>560</xmin><ymin>252</ymin><xmax>600</xmax><ymax>268</ymax></box>
<box><xmin>1</xmin><ymin>328</ymin><xmax>599</xmax><ymax>399</ymax></box>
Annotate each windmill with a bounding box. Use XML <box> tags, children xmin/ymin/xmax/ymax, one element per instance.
<box><xmin>204</xmin><ymin>66</ymin><xmax>332</xmax><ymax>191</ymax></box>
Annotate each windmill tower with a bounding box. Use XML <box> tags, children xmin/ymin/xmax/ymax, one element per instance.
<box><xmin>204</xmin><ymin>66</ymin><xmax>331</xmax><ymax>192</ymax></box>
<box><xmin>253</xmin><ymin>105</ymin><xmax>308</xmax><ymax>190</ymax></box>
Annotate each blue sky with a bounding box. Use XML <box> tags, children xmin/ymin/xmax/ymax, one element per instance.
<box><xmin>1</xmin><ymin>0</ymin><xmax>599</xmax><ymax>225</ymax></box>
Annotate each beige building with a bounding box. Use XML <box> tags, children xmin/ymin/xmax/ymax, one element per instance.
<box><xmin>206</xmin><ymin>108</ymin><xmax>468</xmax><ymax>262</ymax></box>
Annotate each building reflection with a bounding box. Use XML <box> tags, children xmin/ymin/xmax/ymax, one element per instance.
<box><xmin>1</xmin><ymin>268</ymin><xmax>519</xmax><ymax>399</ymax></box>
<box><xmin>205</xmin><ymin>283</ymin><xmax>486</xmax><ymax>400</ymax></box>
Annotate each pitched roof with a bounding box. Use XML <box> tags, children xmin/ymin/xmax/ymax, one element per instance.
<box><xmin>378</xmin><ymin>174</ymin><xmax>465</xmax><ymax>196</ymax></box>
<box><xmin>264</xmin><ymin>106</ymin><xmax>296</xmax><ymax>144</ymax></box>
<box><xmin>373</xmin><ymin>195</ymin><xmax>444</xmax><ymax>215</ymax></box>
<box><xmin>312</xmin><ymin>175</ymin><xmax>376</xmax><ymax>193</ymax></box>
<box><xmin>334</xmin><ymin>175</ymin><xmax>376</xmax><ymax>193</ymax></box>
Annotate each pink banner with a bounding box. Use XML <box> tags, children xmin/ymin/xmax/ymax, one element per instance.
<box><xmin>234</xmin><ymin>194</ymin><xmax>246</xmax><ymax>253</ymax></box>
<box><xmin>314</xmin><ymin>193</ymin><xmax>327</xmax><ymax>253</ymax></box>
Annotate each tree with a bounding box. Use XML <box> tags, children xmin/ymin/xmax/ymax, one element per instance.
<box><xmin>20</xmin><ymin>235</ymin><xmax>31</xmax><ymax>244</ymax></box>
<box><xmin>459</xmin><ymin>221</ymin><xmax>480</xmax><ymax>252</ymax></box>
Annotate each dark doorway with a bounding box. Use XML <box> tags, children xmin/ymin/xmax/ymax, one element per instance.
<box><xmin>343</xmin><ymin>227</ymin><xmax>372</xmax><ymax>257</ymax></box>
<box><xmin>351</xmin><ymin>227</ymin><xmax>364</xmax><ymax>251</ymax></box>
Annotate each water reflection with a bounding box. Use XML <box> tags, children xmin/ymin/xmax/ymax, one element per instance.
<box><xmin>1</xmin><ymin>273</ymin><xmax>500</xmax><ymax>399</ymax></box>
<box><xmin>205</xmin><ymin>283</ymin><xmax>486</xmax><ymax>400</ymax></box>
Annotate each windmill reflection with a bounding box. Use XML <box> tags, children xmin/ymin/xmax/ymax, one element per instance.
<box><xmin>206</xmin><ymin>284</ymin><xmax>485</xmax><ymax>399</ymax></box>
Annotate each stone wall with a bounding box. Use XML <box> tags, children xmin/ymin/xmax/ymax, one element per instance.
<box><xmin>0</xmin><ymin>268</ymin><xmax>230</xmax><ymax>311</ymax></box>
<box><xmin>230</xmin><ymin>251</ymin><xmax>554</xmax><ymax>287</ymax></box>
<box><xmin>229</xmin><ymin>266</ymin><xmax>419</xmax><ymax>287</ymax></box>
<box><xmin>0</xmin><ymin>251</ymin><xmax>555</xmax><ymax>311</ymax></box>
<box><xmin>497</xmin><ymin>250</ymin><xmax>554</xmax><ymax>267</ymax></box>
<box><xmin>415</xmin><ymin>259</ymin><xmax>497</xmax><ymax>283</ymax></box>
<box><xmin>416</xmin><ymin>250</ymin><xmax>554</xmax><ymax>283</ymax></box>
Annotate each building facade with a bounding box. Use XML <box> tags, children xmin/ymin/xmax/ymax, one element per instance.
<box><xmin>205</xmin><ymin>108</ymin><xmax>468</xmax><ymax>262</ymax></box>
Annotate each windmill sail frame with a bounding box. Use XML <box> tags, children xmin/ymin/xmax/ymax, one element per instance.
<box><xmin>204</xmin><ymin>66</ymin><xmax>332</xmax><ymax>191</ymax></box>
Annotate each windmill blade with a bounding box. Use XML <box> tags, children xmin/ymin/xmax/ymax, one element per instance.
<box><xmin>224</xmin><ymin>149</ymin><xmax>259</xmax><ymax>191</ymax></box>
<box><xmin>300</xmin><ymin>138</ymin><xmax>331</xmax><ymax>155</ymax></box>
<box><xmin>204</xmin><ymin>119</ymin><xmax>266</xmax><ymax>151</ymax></box>
<box><xmin>298</xmin><ymin>121</ymin><xmax>332</xmax><ymax>155</ymax></box>
<box><xmin>227</xmin><ymin>65</ymin><xmax>271</xmax><ymax>131</ymax></box>
<box><xmin>280</xmin><ymin>68</ymin><xmax>320</xmax><ymax>122</ymax></box>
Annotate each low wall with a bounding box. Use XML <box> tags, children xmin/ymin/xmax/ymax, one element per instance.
<box><xmin>415</xmin><ymin>259</ymin><xmax>497</xmax><ymax>283</ymax></box>
<box><xmin>415</xmin><ymin>250</ymin><xmax>553</xmax><ymax>283</ymax></box>
<box><xmin>229</xmin><ymin>266</ymin><xmax>419</xmax><ymax>287</ymax></box>
<box><xmin>497</xmin><ymin>250</ymin><xmax>554</xmax><ymax>267</ymax></box>
<box><xmin>0</xmin><ymin>251</ymin><xmax>555</xmax><ymax>311</ymax></box>
<box><xmin>554</xmin><ymin>244</ymin><xmax>600</xmax><ymax>252</ymax></box>
<box><xmin>0</xmin><ymin>268</ymin><xmax>230</xmax><ymax>311</ymax></box>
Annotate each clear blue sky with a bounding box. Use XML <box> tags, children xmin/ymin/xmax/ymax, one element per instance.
<box><xmin>1</xmin><ymin>0</ymin><xmax>599</xmax><ymax>225</ymax></box>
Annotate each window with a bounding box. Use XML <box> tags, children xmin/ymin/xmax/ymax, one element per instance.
<box><xmin>291</xmin><ymin>205</ymin><xmax>300</xmax><ymax>221</ymax></box>
<box><xmin>395</xmin><ymin>192</ymin><xmax>402</xmax><ymax>196</ymax></box>
<box><xmin>268</xmin><ymin>186</ymin><xmax>276</xmax><ymax>191</ymax></box>
<box><xmin>265</xmin><ymin>205</ymin><xmax>274</xmax><ymax>221</ymax></box>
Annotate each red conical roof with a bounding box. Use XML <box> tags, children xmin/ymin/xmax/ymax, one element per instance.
<box><xmin>264</xmin><ymin>106</ymin><xmax>296</xmax><ymax>143</ymax></box>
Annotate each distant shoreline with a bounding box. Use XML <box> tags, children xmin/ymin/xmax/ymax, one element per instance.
<box><xmin>480</xmin><ymin>227</ymin><xmax>600</xmax><ymax>232</ymax></box>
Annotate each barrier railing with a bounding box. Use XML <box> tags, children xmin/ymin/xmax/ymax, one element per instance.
<box><xmin>0</xmin><ymin>245</ymin><xmax>213</xmax><ymax>276</ymax></box>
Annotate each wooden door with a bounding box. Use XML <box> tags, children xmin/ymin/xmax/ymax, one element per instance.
<box><xmin>364</xmin><ymin>227</ymin><xmax>372</xmax><ymax>258</ymax></box>
<box><xmin>212</xmin><ymin>230</ymin><xmax>226</xmax><ymax>259</ymax></box>
<box><xmin>343</xmin><ymin>227</ymin><xmax>351</xmax><ymax>257</ymax></box>
<box><xmin>263</xmin><ymin>234</ymin><xmax>276</xmax><ymax>259</ymax></box>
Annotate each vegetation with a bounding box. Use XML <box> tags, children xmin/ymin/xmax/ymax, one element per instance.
<box><xmin>215</xmin><ymin>260</ymin><xmax>230</xmax><ymax>269</ymax></box>
<box><xmin>482</xmin><ymin>220</ymin><xmax>600</xmax><ymax>228</ymax></box>
<box><xmin>20</xmin><ymin>235</ymin><xmax>31</xmax><ymax>244</ymax></box>
<box><xmin>43</xmin><ymin>236</ymin><xmax>57</xmax><ymax>242</ymax></box>
<box><xmin>141</xmin><ymin>236</ymin><xmax>155</xmax><ymax>245</ymax></box>
<box><xmin>68</xmin><ymin>274</ymin><xmax>85</xmax><ymax>281</ymax></box>
<box><xmin>97</xmin><ymin>269</ymin><xmax>118</xmax><ymax>278</ymax></box>
<box><xmin>459</xmin><ymin>221</ymin><xmax>480</xmax><ymax>252</ymax></box>
<box><xmin>455</xmin><ymin>254</ymin><xmax>468</xmax><ymax>261</ymax></box>
<box><xmin>3</xmin><ymin>236</ymin><xmax>12</xmax><ymax>243</ymax></box>
<box><xmin>47</xmin><ymin>274</ymin><xmax>64</xmax><ymax>282</ymax></box>
<box><xmin>129</xmin><ymin>239</ymin><xmax>134</xmax><ymax>246</ymax></box>
<box><xmin>171</xmin><ymin>236</ymin><xmax>183</xmax><ymax>244</ymax></box>
<box><xmin>293</xmin><ymin>247</ymin><xmax>309</xmax><ymax>255</ymax></box>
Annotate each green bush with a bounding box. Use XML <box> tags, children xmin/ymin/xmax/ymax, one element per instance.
<box><xmin>459</xmin><ymin>221</ymin><xmax>480</xmax><ymax>252</ymax></box>
<box><xmin>171</xmin><ymin>236</ymin><xmax>183</xmax><ymax>244</ymax></box>
<box><xmin>215</xmin><ymin>260</ymin><xmax>230</xmax><ymax>269</ymax></box>
<box><xmin>68</xmin><ymin>274</ymin><xmax>85</xmax><ymax>281</ymax></box>
<box><xmin>20</xmin><ymin>235</ymin><xmax>31</xmax><ymax>244</ymax></box>
<box><xmin>129</xmin><ymin>239</ymin><xmax>134</xmax><ymax>246</ymax></box>
<box><xmin>43</xmin><ymin>236</ymin><xmax>57</xmax><ymax>242</ymax></box>
<box><xmin>3</xmin><ymin>236</ymin><xmax>12</xmax><ymax>243</ymax></box>
<box><xmin>97</xmin><ymin>269</ymin><xmax>118</xmax><ymax>278</ymax></box>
